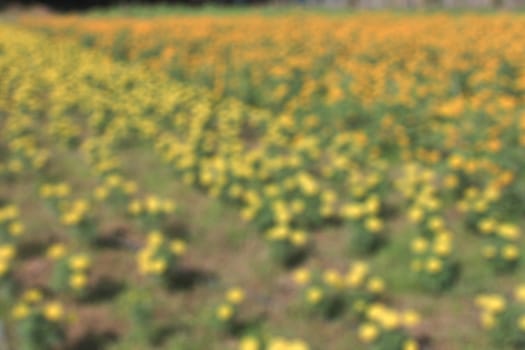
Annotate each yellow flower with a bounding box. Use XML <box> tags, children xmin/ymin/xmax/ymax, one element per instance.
<box><xmin>146</xmin><ymin>196</ymin><xmax>160</xmax><ymax>213</ymax></box>
<box><xmin>267</xmin><ymin>226</ymin><xmax>289</xmax><ymax>240</ymax></box>
<box><xmin>43</xmin><ymin>302</ymin><xmax>63</xmax><ymax>321</ymax></box>
<box><xmin>484</xmin><ymin>186</ymin><xmax>501</xmax><ymax>201</ymax></box>
<box><xmin>226</xmin><ymin>287</ymin><xmax>245</xmax><ymax>305</ymax></box>
<box><xmin>365</xmin><ymin>196</ymin><xmax>380</xmax><ymax>214</ymax></box>
<box><xmin>267</xmin><ymin>338</ymin><xmax>288</xmax><ymax>350</ymax></box>
<box><xmin>0</xmin><ymin>244</ymin><xmax>16</xmax><ymax>260</ymax></box>
<box><xmin>297</xmin><ymin>172</ymin><xmax>318</xmax><ymax>195</ymax></box>
<box><xmin>73</xmin><ymin>199</ymin><xmax>89</xmax><ymax>213</ymax></box>
<box><xmin>46</xmin><ymin>243</ymin><xmax>66</xmax><ymax>260</ymax></box>
<box><xmin>366</xmin><ymin>277</ymin><xmax>385</xmax><ymax>294</ymax></box>
<box><xmin>147</xmin><ymin>231</ymin><xmax>164</xmax><ymax>247</ymax></box>
<box><xmin>321</xmin><ymin>190</ymin><xmax>337</xmax><ymax>203</ymax></box>
<box><xmin>287</xmin><ymin>340</ymin><xmax>309</xmax><ymax>350</ymax></box>
<box><xmin>351</xmin><ymin>261</ymin><xmax>369</xmax><ymax>276</ymax></box>
<box><xmin>8</xmin><ymin>221</ymin><xmax>24</xmax><ymax>236</ymax></box>
<box><xmin>240</xmin><ymin>208</ymin><xmax>255</xmax><ymax>222</ymax></box>
<box><xmin>479</xmin><ymin>218</ymin><xmax>496</xmax><ymax>234</ymax></box>
<box><xmin>0</xmin><ymin>261</ymin><xmax>9</xmax><ymax>276</ymax></box>
<box><xmin>411</xmin><ymin>237</ymin><xmax>428</xmax><ymax>254</ymax></box>
<box><xmin>169</xmin><ymin>239</ymin><xmax>187</xmax><ymax>255</ymax></box>
<box><xmin>433</xmin><ymin>239</ymin><xmax>452</xmax><ymax>256</ymax></box>
<box><xmin>408</xmin><ymin>207</ymin><xmax>424</xmax><ymax>223</ymax></box>
<box><xmin>290</xmin><ymin>230</ymin><xmax>308</xmax><ymax>247</ymax></box>
<box><xmin>402</xmin><ymin>310</ymin><xmax>421</xmax><ymax>327</ymax></box>
<box><xmin>480</xmin><ymin>311</ymin><xmax>495</xmax><ymax>329</ymax></box>
<box><xmin>40</xmin><ymin>185</ymin><xmax>54</xmax><ymax>198</ymax></box>
<box><xmin>106</xmin><ymin>175</ymin><xmax>122</xmax><ymax>187</ymax></box>
<box><xmin>94</xmin><ymin>186</ymin><xmax>108</xmax><ymax>200</ymax></box>
<box><xmin>323</xmin><ymin>269</ymin><xmax>342</xmax><ymax>288</ymax></box>
<box><xmin>514</xmin><ymin>284</ymin><xmax>525</xmax><ymax>303</ymax></box>
<box><xmin>128</xmin><ymin>200</ymin><xmax>142</xmax><ymax>215</ymax></box>
<box><xmin>427</xmin><ymin>216</ymin><xmax>444</xmax><ymax>231</ymax></box>
<box><xmin>502</xmin><ymin>244</ymin><xmax>519</xmax><ymax>260</ymax></box>
<box><xmin>274</xmin><ymin>205</ymin><xmax>291</xmax><ymax>224</ymax></box>
<box><xmin>239</xmin><ymin>336</ymin><xmax>259</xmax><ymax>350</ymax></box>
<box><xmin>22</xmin><ymin>289</ymin><xmax>43</xmax><ymax>304</ymax></box>
<box><xmin>346</xmin><ymin>261</ymin><xmax>369</xmax><ymax>287</ymax></box>
<box><xmin>11</xmin><ymin>303</ymin><xmax>30</xmax><ymax>320</ymax></box>
<box><xmin>474</xmin><ymin>200</ymin><xmax>488</xmax><ymax>213</ymax></box>
<box><xmin>292</xmin><ymin>268</ymin><xmax>310</xmax><ymax>286</ymax></box>
<box><xmin>306</xmin><ymin>287</ymin><xmax>323</xmax><ymax>304</ymax></box>
<box><xmin>403</xmin><ymin>339</ymin><xmax>419</xmax><ymax>350</ymax></box>
<box><xmin>358</xmin><ymin>322</ymin><xmax>379</xmax><ymax>343</ymax></box>
<box><xmin>341</xmin><ymin>203</ymin><xmax>363</xmax><ymax>219</ymax></box>
<box><xmin>475</xmin><ymin>294</ymin><xmax>506</xmax><ymax>313</ymax></box>
<box><xmin>448</xmin><ymin>154</ymin><xmax>464</xmax><ymax>169</ymax></box>
<box><xmin>137</xmin><ymin>251</ymin><xmax>152</xmax><ymax>274</ymax></box>
<box><xmin>379</xmin><ymin>310</ymin><xmax>400</xmax><ymax>330</ymax></box>
<box><xmin>2</xmin><ymin>205</ymin><xmax>18</xmax><ymax>219</ymax></box>
<box><xmin>56</xmin><ymin>183</ymin><xmax>71</xmax><ymax>197</ymax></box>
<box><xmin>443</xmin><ymin>174</ymin><xmax>458</xmax><ymax>189</ymax></box>
<box><xmin>69</xmin><ymin>273</ymin><xmax>88</xmax><ymax>290</ymax></box>
<box><xmin>61</xmin><ymin>211</ymin><xmax>80</xmax><ymax>226</ymax></box>
<box><xmin>69</xmin><ymin>255</ymin><xmax>90</xmax><ymax>271</ymax></box>
<box><xmin>345</xmin><ymin>271</ymin><xmax>365</xmax><ymax>287</ymax></box>
<box><xmin>366</xmin><ymin>302</ymin><xmax>387</xmax><ymax>321</ymax></box>
<box><xmin>365</xmin><ymin>216</ymin><xmax>383</xmax><ymax>233</ymax></box>
<box><xmin>426</xmin><ymin>257</ymin><xmax>442</xmax><ymax>274</ymax></box>
<box><xmin>498</xmin><ymin>224</ymin><xmax>520</xmax><ymax>240</ymax></box>
<box><xmin>216</xmin><ymin>303</ymin><xmax>233</xmax><ymax>321</ymax></box>
<box><xmin>150</xmin><ymin>259</ymin><xmax>167</xmax><ymax>274</ymax></box>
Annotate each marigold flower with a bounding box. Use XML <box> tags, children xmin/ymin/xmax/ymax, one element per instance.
<box><xmin>216</xmin><ymin>303</ymin><xmax>233</xmax><ymax>321</ymax></box>
<box><xmin>43</xmin><ymin>302</ymin><xmax>63</xmax><ymax>322</ymax></box>
<box><xmin>12</xmin><ymin>303</ymin><xmax>30</xmax><ymax>320</ymax></box>
<box><xmin>358</xmin><ymin>322</ymin><xmax>379</xmax><ymax>343</ymax></box>
<box><xmin>292</xmin><ymin>268</ymin><xmax>310</xmax><ymax>285</ymax></box>
<box><xmin>239</xmin><ymin>336</ymin><xmax>259</xmax><ymax>350</ymax></box>
<box><xmin>306</xmin><ymin>287</ymin><xmax>323</xmax><ymax>304</ymax></box>
<box><xmin>226</xmin><ymin>287</ymin><xmax>245</xmax><ymax>305</ymax></box>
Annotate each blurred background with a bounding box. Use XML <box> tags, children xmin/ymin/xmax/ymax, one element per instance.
<box><xmin>2</xmin><ymin>0</ymin><xmax>525</xmax><ymax>12</ymax></box>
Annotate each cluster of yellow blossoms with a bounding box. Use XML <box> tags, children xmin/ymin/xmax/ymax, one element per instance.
<box><xmin>214</xmin><ymin>286</ymin><xmax>247</xmax><ymax>334</ymax></box>
<box><xmin>358</xmin><ymin>303</ymin><xmax>420</xmax><ymax>350</ymax></box>
<box><xmin>239</xmin><ymin>335</ymin><xmax>309</xmax><ymax>350</ymax></box>
<box><xmin>137</xmin><ymin>230</ymin><xmax>186</xmax><ymax>278</ymax></box>
<box><xmin>0</xmin><ymin>243</ymin><xmax>16</xmax><ymax>280</ymax></box>
<box><xmin>11</xmin><ymin>289</ymin><xmax>65</xmax><ymax>322</ymax></box>
<box><xmin>293</xmin><ymin>262</ymin><xmax>384</xmax><ymax>319</ymax></box>
<box><xmin>47</xmin><ymin>243</ymin><xmax>91</xmax><ymax>294</ymax></box>
<box><xmin>475</xmin><ymin>284</ymin><xmax>525</xmax><ymax>348</ymax></box>
<box><xmin>0</xmin><ymin>204</ymin><xmax>25</xmax><ymax>241</ymax></box>
<box><xmin>0</xmin><ymin>205</ymin><xmax>23</xmax><ymax>283</ymax></box>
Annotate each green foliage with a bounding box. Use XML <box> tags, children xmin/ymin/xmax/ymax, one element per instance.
<box><xmin>16</xmin><ymin>313</ymin><xmax>64</xmax><ymax>350</ymax></box>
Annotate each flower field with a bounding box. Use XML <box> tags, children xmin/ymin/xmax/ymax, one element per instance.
<box><xmin>1</xmin><ymin>11</ymin><xmax>525</xmax><ymax>350</ymax></box>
